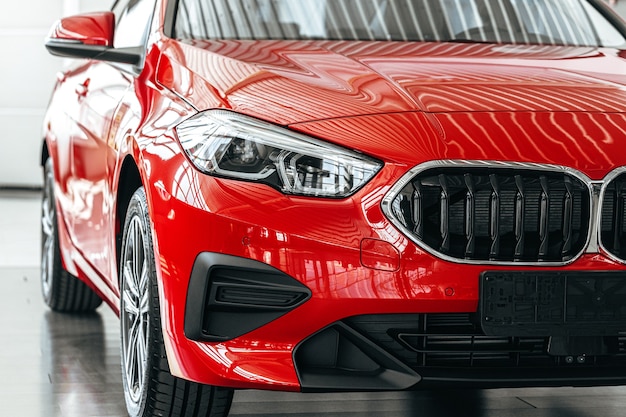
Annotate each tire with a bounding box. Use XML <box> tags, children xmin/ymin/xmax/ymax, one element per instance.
<box><xmin>41</xmin><ymin>158</ymin><xmax>102</xmax><ymax>313</ymax></box>
<box><xmin>120</xmin><ymin>187</ymin><xmax>233</xmax><ymax>417</ymax></box>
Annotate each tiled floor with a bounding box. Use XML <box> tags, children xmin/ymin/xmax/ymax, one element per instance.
<box><xmin>0</xmin><ymin>189</ymin><xmax>41</xmax><ymax>266</ymax></box>
<box><xmin>4</xmin><ymin>190</ymin><xmax>626</xmax><ymax>417</ymax></box>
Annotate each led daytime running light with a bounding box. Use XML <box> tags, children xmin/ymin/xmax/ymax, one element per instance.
<box><xmin>175</xmin><ymin>110</ymin><xmax>382</xmax><ymax>198</ymax></box>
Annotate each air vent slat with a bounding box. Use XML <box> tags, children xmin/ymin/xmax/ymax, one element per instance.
<box><xmin>562</xmin><ymin>176</ymin><xmax>574</xmax><ymax>258</ymax></box>
<box><xmin>489</xmin><ymin>174</ymin><xmax>501</xmax><ymax>260</ymax></box>
<box><xmin>514</xmin><ymin>175</ymin><xmax>525</xmax><ymax>260</ymax></box>
<box><xmin>613</xmin><ymin>180</ymin><xmax>624</xmax><ymax>254</ymax></box>
<box><xmin>412</xmin><ymin>181</ymin><xmax>424</xmax><ymax>240</ymax></box>
<box><xmin>439</xmin><ymin>174</ymin><xmax>450</xmax><ymax>252</ymax></box>
<box><xmin>538</xmin><ymin>175</ymin><xmax>550</xmax><ymax>260</ymax></box>
<box><xmin>464</xmin><ymin>174</ymin><xmax>476</xmax><ymax>258</ymax></box>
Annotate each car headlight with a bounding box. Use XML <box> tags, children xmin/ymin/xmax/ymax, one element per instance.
<box><xmin>175</xmin><ymin>110</ymin><xmax>382</xmax><ymax>198</ymax></box>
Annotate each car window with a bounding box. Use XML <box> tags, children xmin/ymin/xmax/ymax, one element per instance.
<box><xmin>112</xmin><ymin>0</ymin><xmax>156</xmax><ymax>49</ymax></box>
<box><xmin>173</xmin><ymin>0</ymin><xmax>626</xmax><ymax>48</ymax></box>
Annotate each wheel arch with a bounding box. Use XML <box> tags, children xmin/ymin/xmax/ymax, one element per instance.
<box><xmin>41</xmin><ymin>140</ymin><xmax>50</xmax><ymax>166</ymax></box>
<box><xmin>115</xmin><ymin>155</ymin><xmax>143</xmax><ymax>280</ymax></box>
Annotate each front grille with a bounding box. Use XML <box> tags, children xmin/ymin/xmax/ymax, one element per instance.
<box><xmin>345</xmin><ymin>314</ymin><xmax>626</xmax><ymax>370</ymax></box>
<box><xmin>385</xmin><ymin>163</ymin><xmax>591</xmax><ymax>263</ymax></box>
<box><xmin>601</xmin><ymin>172</ymin><xmax>626</xmax><ymax>261</ymax></box>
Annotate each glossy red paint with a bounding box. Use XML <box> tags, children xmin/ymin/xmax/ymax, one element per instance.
<box><xmin>157</xmin><ymin>39</ymin><xmax>626</xmax><ymax>125</ymax></box>
<box><xmin>43</xmin><ymin>0</ymin><xmax>626</xmax><ymax>394</ymax></box>
<box><xmin>140</xmin><ymin>132</ymin><xmax>626</xmax><ymax>389</ymax></box>
<box><xmin>47</xmin><ymin>12</ymin><xmax>115</xmax><ymax>46</ymax></box>
<box><xmin>291</xmin><ymin>111</ymin><xmax>626</xmax><ymax>180</ymax></box>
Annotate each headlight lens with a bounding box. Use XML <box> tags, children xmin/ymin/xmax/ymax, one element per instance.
<box><xmin>175</xmin><ymin>110</ymin><xmax>382</xmax><ymax>197</ymax></box>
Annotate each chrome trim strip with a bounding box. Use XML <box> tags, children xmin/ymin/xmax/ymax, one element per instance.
<box><xmin>44</xmin><ymin>38</ymin><xmax>84</xmax><ymax>45</ymax></box>
<box><xmin>381</xmin><ymin>160</ymin><xmax>598</xmax><ymax>267</ymax></box>
<box><xmin>598</xmin><ymin>166</ymin><xmax>626</xmax><ymax>264</ymax></box>
<box><xmin>587</xmin><ymin>182</ymin><xmax>603</xmax><ymax>255</ymax></box>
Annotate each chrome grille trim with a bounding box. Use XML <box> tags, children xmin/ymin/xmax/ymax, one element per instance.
<box><xmin>599</xmin><ymin>167</ymin><xmax>626</xmax><ymax>265</ymax></box>
<box><xmin>382</xmin><ymin>160</ymin><xmax>599</xmax><ymax>266</ymax></box>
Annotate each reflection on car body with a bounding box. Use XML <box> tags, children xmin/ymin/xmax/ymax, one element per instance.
<box><xmin>41</xmin><ymin>1</ymin><xmax>626</xmax><ymax>417</ymax></box>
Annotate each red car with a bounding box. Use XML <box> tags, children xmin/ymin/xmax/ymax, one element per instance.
<box><xmin>42</xmin><ymin>1</ymin><xmax>626</xmax><ymax>416</ymax></box>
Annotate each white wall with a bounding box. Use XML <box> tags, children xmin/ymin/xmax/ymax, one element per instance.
<box><xmin>0</xmin><ymin>0</ymin><xmax>110</xmax><ymax>188</ymax></box>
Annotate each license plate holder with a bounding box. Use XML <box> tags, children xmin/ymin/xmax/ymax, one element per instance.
<box><xmin>480</xmin><ymin>271</ymin><xmax>626</xmax><ymax>337</ymax></box>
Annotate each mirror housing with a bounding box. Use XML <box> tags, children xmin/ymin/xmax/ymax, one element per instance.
<box><xmin>45</xmin><ymin>12</ymin><xmax>141</xmax><ymax>65</ymax></box>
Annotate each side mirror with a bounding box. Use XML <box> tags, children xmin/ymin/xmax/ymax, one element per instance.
<box><xmin>45</xmin><ymin>12</ymin><xmax>141</xmax><ymax>65</ymax></box>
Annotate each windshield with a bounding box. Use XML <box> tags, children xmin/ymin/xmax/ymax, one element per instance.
<box><xmin>174</xmin><ymin>0</ymin><xmax>626</xmax><ymax>47</ymax></box>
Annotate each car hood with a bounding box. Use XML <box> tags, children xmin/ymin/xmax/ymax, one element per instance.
<box><xmin>291</xmin><ymin>110</ymin><xmax>626</xmax><ymax>180</ymax></box>
<box><xmin>159</xmin><ymin>40</ymin><xmax>626</xmax><ymax>125</ymax></box>
<box><xmin>158</xmin><ymin>40</ymin><xmax>626</xmax><ymax>178</ymax></box>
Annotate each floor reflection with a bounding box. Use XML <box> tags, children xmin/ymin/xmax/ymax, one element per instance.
<box><xmin>2</xmin><ymin>266</ymin><xmax>626</xmax><ymax>417</ymax></box>
<box><xmin>39</xmin><ymin>310</ymin><xmax>127</xmax><ymax>417</ymax></box>
<box><xmin>409</xmin><ymin>389</ymin><xmax>486</xmax><ymax>416</ymax></box>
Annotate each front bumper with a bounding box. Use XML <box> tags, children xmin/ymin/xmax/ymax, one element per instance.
<box><xmin>181</xmin><ymin>252</ymin><xmax>626</xmax><ymax>391</ymax></box>
<box><xmin>145</xmin><ymin>152</ymin><xmax>626</xmax><ymax>391</ymax></box>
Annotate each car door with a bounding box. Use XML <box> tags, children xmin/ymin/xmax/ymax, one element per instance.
<box><xmin>67</xmin><ymin>0</ymin><xmax>155</xmax><ymax>284</ymax></box>
<box><xmin>66</xmin><ymin>63</ymin><xmax>131</xmax><ymax>279</ymax></box>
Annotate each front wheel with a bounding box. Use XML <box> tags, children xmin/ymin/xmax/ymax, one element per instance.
<box><xmin>119</xmin><ymin>187</ymin><xmax>233</xmax><ymax>417</ymax></box>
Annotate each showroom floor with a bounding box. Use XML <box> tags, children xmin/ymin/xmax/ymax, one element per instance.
<box><xmin>3</xmin><ymin>189</ymin><xmax>626</xmax><ymax>417</ymax></box>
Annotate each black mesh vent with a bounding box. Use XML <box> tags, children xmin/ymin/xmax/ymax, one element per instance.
<box><xmin>601</xmin><ymin>173</ymin><xmax>626</xmax><ymax>260</ymax></box>
<box><xmin>389</xmin><ymin>167</ymin><xmax>590</xmax><ymax>263</ymax></box>
<box><xmin>345</xmin><ymin>314</ymin><xmax>626</xmax><ymax>370</ymax></box>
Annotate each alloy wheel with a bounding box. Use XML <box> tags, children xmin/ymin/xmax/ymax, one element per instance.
<box><xmin>121</xmin><ymin>216</ymin><xmax>151</xmax><ymax>405</ymax></box>
<box><xmin>41</xmin><ymin>163</ymin><xmax>55</xmax><ymax>299</ymax></box>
